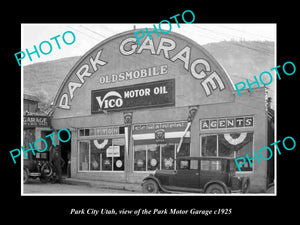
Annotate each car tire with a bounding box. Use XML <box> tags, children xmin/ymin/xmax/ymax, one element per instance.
<box><xmin>266</xmin><ymin>183</ymin><xmax>274</xmax><ymax>193</ymax></box>
<box><xmin>23</xmin><ymin>168</ymin><xmax>29</xmax><ymax>184</ymax></box>
<box><xmin>142</xmin><ymin>180</ymin><xmax>159</xmax><ymax>193</ymax></box>
<box><xmin>205</xmin><ymin>184</ymin><xmax>225</xmax><ymax>194</ymax></box>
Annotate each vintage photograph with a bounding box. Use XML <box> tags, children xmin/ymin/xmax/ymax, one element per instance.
<box><xmin>21</xmin><ymin>23</ymin><xmax>276</xmax><ymax>195</ymax></box>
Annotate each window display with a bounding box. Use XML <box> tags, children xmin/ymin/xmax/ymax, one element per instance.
<box><xmin>134</xmin><ymin>140</ymin><xmax>190</xmax><ymax>172</ymax></box>
<box><xmin>79</xmin><ymin>142</ymin><xmax>89</xmax><ymax>171</ymax></box>
<box><xmin>201</xmin><ymin>135</ymin><xmax>217</xmax><ymax>156</ymax></box>
<box><xmin>134</xmin><ymin>145</ymin><xmax>146</xmax><ymax>171</ymax></box>
<box><xmin>162</xmin><ymin>144</ymin><xmax>175</xmax><ymax>170</ymax></box>
<box><xmin>147</xmin><ymin>144</ymin><xmax>160</xmax><ymax>171</ymax></box>
<box><xmin>79</xmin><ymin>138</ymin><xmax>125</xmax><ymax>172</ymax></box>
<box><xmin>200</xmin><ymin>132</ymin><xmax>253</xmax><ymax>171</ymax></box>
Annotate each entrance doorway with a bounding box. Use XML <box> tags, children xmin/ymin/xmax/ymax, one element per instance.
<box><xmin>59</xmin><ymin>129</ymin><xmax>71</xmax><ymax>177</ymax></box>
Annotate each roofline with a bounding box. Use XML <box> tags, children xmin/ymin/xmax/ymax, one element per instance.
<box><xmin>53</xmin><ymin>29</ymin><xmax>236</xmax><ymax>108</ymax></box>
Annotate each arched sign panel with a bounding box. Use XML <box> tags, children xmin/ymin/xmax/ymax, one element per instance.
<box><xmin>53</xmin><ymin>30</ymin><xmax>235</xmax><ymax>117</ymax></box>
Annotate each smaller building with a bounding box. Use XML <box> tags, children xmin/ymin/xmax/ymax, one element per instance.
<box><xmin>23</xmin><ymin>94</ymin><xmax>52</xmax><ymax>161</ymax></box>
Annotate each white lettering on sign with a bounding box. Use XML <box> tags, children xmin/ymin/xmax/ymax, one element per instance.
<box><xmin>99</xmin><ymin>65</ymin><xmax>168</xmax><ymax>85</ymax></box>
<box><xmin>119</xmin><ymin>37</ymin><xmax>225</xmax><ymax>96</ymax></box>
<box><xmin>200</xmin><ymin>116</ymin><xmax>254</xmax><ymax>130</ymax></box>
<box><xmin>92</xmin><ymin>79</ymin><xmax>174</xmax><ymax>113</ymax></box>
<box><xmin>58</xmin><ymin>34</ymin><xmax>227</xmax><ymax>110</ymax></box>
<box><xmin>95</xmin><ymin>91</ymin><xmax>123</xmax><ymax>109</ymax></box>
<box><xmin>124</xmin><ymin>88</ymin><xmax>151</xmax><ymax>98</ymax></box>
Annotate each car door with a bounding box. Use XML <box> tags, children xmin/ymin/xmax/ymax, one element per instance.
<box><xmin>199</xmin><ymin>159</ymin><xmax>227</xmax><ymax>188</ymax></box>
<box><xmin>172</xmin><ymin>159</ymin><xmax>200</xmax><ymax>189</ymax></box>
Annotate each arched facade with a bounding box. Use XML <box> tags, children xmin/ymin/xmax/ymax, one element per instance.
<box><xmin>51</xmin><ymin>29</ymin><xmax>269</xmax><ymax>193</ymax></box>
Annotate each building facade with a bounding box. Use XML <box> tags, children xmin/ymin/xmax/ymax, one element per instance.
<box><xmin>51</xmin><ymin>30</ymin><xmax>271</xmax><ymax>193</ymax></box>
<box><xmin>23</xmin><ymin>94</ymin><xmax>52</xmax><ymax>161</ymax></box>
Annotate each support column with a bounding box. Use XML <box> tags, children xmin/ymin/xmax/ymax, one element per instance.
<box><xmin>123</xmin><ymin>112</ymin><xmax>133</xmax><ymax>183</ymax></box>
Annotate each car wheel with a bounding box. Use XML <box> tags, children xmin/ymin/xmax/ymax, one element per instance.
<box><xmin>266</xmin><ymin>183</ymin><xmax>274</xmax><ymax>193</ymax></box>
<box><xmin>23</xmin><ymin>168</ymin><xmax>29</xmax><ymax>184</ymax></box>
<box><xmin>205</xmin><ymin>184</ymin><xmax>225</xmax><ymax>194</ymax></box>
<box><xmin>142</xmin><ymin>180</ymin><xmax>159</xmax><ymax>193</ymax></box>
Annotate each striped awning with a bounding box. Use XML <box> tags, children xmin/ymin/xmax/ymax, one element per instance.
<box><xmin>132</xmin><ymin>121</ymin><xmax>190</xmax><ymax>144</ymax></box>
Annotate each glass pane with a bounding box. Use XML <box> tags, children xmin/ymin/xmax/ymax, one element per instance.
<box><xmin>134</xmin><ymin>145</ymin><xmax>146</xmax><ymax>171</ymax></box>
<box><xmin>201</xmin><ymin>135</ymin><xmax>217</xmax><ymax>156</ymax></box>
<box><xmin>113</xmin><ymin>145</ymin><xmax>124</xmax><ymax>171</ymax></box>
<box><xmin>91</xmin><ymin>139</ymin><xmax>112</xmax><ymax>171</ymax></box>
<box><xmin>201</xmin><ymin>160</ymin><xmax>210</xmax><ymax>171</ymax></box>
<box><xmin>147</xmin><ymin>144</ymin><xmax>160</xmax><ymax>171</ymax></box>
<box><xmin>79</xmin><ymin>142</ymin><xmax>89</xmax><ymax>171</ymax></box>
<box><xmin>89</xmin><ymin>128</ymin><xmax>95</xmax><ymax>136</ymax></box>
<box><xmin>211</xmin><ymin>160</ymin><xmax>221</xmax><ymax>171</ymax></box>
<box><xmin>190</xmin><ymin>160</ymin><xmax>198</xmax><ymax>170</ymax></box>
<box><xmin>101</xmin><ymin>139</ymin><xmax>113</xmax><ymax>171</ymax></box>
<box><xmin>177</xmin><ymin>140</ymin><xmax>190</xmax><ymax>157</ymax></box>
<box><xmin>235</xmin><ymin>132</ymin><xmax>254</xmax><ymax>171</ymax></box>
<box><xmin>79</xmin><ymin>129</ymin><xmax>84</xmax><ymax>136</ymax></box>
<box><xmin>162</xmin><ymin>144</ymin><xmax>175</xmax><ymax>170</ymax></box>
<box><xmin>179</xmin><ymin>160</ymin><xmax>189</xmax><ymax>170</ymax></box>
<box><xmin>90</xmin><ymin>139</ymin><xmax>101</xmax><ymax>171</ymax></box>
<box><xmin>218</xmin><ymin>134</ymin><xmax>234</xmax><ymax>157</ymax></box>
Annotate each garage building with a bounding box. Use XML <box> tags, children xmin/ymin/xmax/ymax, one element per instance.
<box><xmin>51</xmin><ymin>29</ymin><xmax>273</xmax><ymax>193</ymax></box>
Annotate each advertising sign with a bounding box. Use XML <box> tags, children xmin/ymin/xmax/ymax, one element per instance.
<box><xmin>106</xmin><ymin>146</ymin><xmax>120</xmax><ymax>157</ymax></box>
<box><xmin>23</xmin><ymin>115</ymin><xmax>49</xmax><ymax>128</ymax></box>
<box><xmin>200</xmin><ymin>116</ymin><xmax>254</xmax><ymax>130</ymax></box>
<box><xmin>91</xmin><ymin>79</ymin><xmax>175</xmax><ymax>113</ymax></box>
<box><xmin>133</xmin><ymin>121</ymin><xmax>188</xmax><ymax>134</ymax></box>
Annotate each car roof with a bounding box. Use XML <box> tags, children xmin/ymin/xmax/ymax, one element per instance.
<box><xmin>177</xmin><ymin>156</ymin><xmax>235</xmax><ymax>161</ymax></box>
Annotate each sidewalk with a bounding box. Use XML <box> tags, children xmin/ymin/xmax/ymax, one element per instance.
<box><xmin>62</xmin><ymin>177</ymin><xmax>143</xmax><ymax>193</ymax></box>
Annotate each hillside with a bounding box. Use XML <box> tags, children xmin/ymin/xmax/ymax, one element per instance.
<box><xmin>23</xmin><ymin>40</ymin><xmax>275</xmax><ymax>111</ymax></box>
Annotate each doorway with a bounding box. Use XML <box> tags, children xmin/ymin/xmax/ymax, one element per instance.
<box><xmin>59</xmin><ymin>129</ymin><xmax>71</xmax><ymax>177</ymax></box>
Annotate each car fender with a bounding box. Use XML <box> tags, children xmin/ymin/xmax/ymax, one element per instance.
<box><xmin>203</xmin><ymin>180</ymin><xmax>230</xmax><ymax>193</ymax></box>
<box><xmin>142</xmin><ymin>176</ymin><xmax>172</xmax><ymax>193</ymax></box>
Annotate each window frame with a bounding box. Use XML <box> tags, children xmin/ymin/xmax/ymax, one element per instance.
<box><xmin>77</xmin><ymin>139</ymin><xmax>125</xmax><ymax>173</ymax></box>
<box><xmin>133</xmin><ymin>142</ymin><xmax>190</xmax><ymax>172</ymax></box>
<box><xmin>200</xmin><ymin>132</ymin><xmax>254</xmax><ymax>173</ymax></box>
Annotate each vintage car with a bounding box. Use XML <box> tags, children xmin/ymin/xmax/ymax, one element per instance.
<box><xmin>142</xmin><ymin>156</ymin><xmax>250</xmax><ymax>194</ymax></box>
<box><xmin>23</xmin><ymin>151</ymin><xmax>54</xmax><ymax>184</ymax></box>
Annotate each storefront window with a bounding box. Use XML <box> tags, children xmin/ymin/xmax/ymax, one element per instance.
<box><xmin>162</xmin><ymin>144</ymin><xmax>175</xmax><ymax>170</ymax></box>
<box><xmin>134</xmin><ymin>145</ymin><xmax>146</xmax><ymax>171</ymax></box>
<box><xmin>147</xmin><ymin>144</ymin><xmax>160</xmax><ymax>171</ymax></box>
<box><xmin>235</xmin><ymin>133</ymin><xmax>254</xmax><ymax>171</ymax></box>
<box><xmin>79</xmin><ymin>142</ymin><xmax>89</xmax><ymax>171</ymax></box>
<box><xmin>200</xmin><ymin>132</ymin><xmax>253</xmax><ymax>171</ymax></box>
<box><xmin>177</xmin><ymin>141</ymin><xmax>191</xmax><ymax>157</ymax></box>
<box><xmin>79</xmin><ymin>138</ymin><xmax>125</xmax><ymax>172</ymax></box>
<box><xmin>134</xmin><ymin>140</ymin><xmax>190</xmax><ymax>172</ymax></box>
<box><xmin>112</xmin><ymin>138</ymin><xmax>125</xmax><ymax>171</ymax></box>
<box><xmin>219</xmin><ymin>139</ymin><xmax>234</xmax><ymax>157</ymax></box>
<box><xmin>201</xmin><ymin>135</ymin><xmax>217</xmax><ymax>156</ymax></box>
